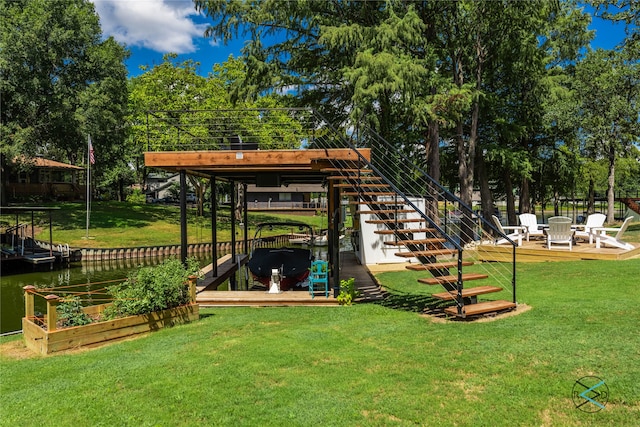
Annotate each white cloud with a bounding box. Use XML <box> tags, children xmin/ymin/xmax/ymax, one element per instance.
<box><xmin>91</xmin><ymin>0</ymin><xmax>210</xmax><ymax>54</ymax></box>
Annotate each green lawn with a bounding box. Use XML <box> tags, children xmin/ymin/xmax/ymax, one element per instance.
<box><xmin>19</xmin><ymin>201</ymin><xmax>334</xmax><ymax>248</ymax></box>
<box><xmin>13</xmin><ymin>201</ymin><xmax>640</xmax><ymax>249</ymax></box>
<box><xmin>1</xmin><ymin>259</ymin><xmax>639</xmax><ymax>426</ymax></box>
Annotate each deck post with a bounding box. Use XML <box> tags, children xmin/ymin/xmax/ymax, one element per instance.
<box><xmin>230</xmin><ymin>180</ymin><xmax>237</xmax><ymax>291</ymax></box>
<box><xmin>331</xmin><ymin>181</ymin><xmax>341</xmax><ymax>298</ymax></box>
<box><xmin>188</xmin><ymin>275</ymin><xmax>197</xmax><ymax>303</ymax></box>
<box><xmin>23</xmin><ymin>285</ymin><xmax>36</xmax><ymax>319</ymax></box>
<box><xmin>211</xmin><ymin>176</ymin><xmax>218</xmax><ymax>277</ymax></box>
<box><xmin>180</xmin><ymin>170</ymin><xmax>188</xmax><ymax>265</ymax></box>
<box><xmin>45</xmin><ymin>294</ymin><xmax>60</xmax><ymax>331</ymax></box>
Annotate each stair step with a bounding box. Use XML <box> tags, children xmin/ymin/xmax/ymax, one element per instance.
<box><xmin>431</xmin><ymin>286</ymin><xmax>504</xmax><ymax>301</ymax></box>
<box><xmin>321</xmin><ymin>168</ymin><xmax>373</xmax><ymax>174</ymax></box>
<box><xmin>417</xmin><ymin>273</ymin><xmax>489</xmax><ymax>286</ymax></box>
<box><xmin>343</xmin><ymin>191</ymin><xmax>396</xmax><ymax>197</ymax></box>
<box><xmin>383</xmin><ymin>239</ymin><xmax>446</xmax><ymax>246</ymax></box>
<box><xmin>334</xmin><ymin>183</ymin><xmax>390</xmax><ymax>188</ymax></box>
<box><xmin>326</xmin><ymin>175</ymin><xmax>383</xmax><ymax>181</ymax></box>
<box><xmin>362</xmin><ymin>209</ymin><xmax>416</xmax><ymax>215</ymax></box>
<box><xmin>444</xmin><ymin>300</ymin><xmax>517</xmax><ymax>318</ymax></box>
<box><xmin>350</xmin><ymin>200</ymin><xmax>403</xmax><ymax>205</ymax></box>
<box><xmin>394</xmin><ymin>249</ymin><xmax>458</xmax><ymax>258</ymax></box>
<box><xmin>366</xmin><ymin>218</ymin><xmax>424</xmax><ymax>224</ymax></box>
<box><xmin>405</xmin><ymin>261</ymin><xmax>474</xmax><ymax>271</ymax></box>
<box><xmin>375</xmin><ymin>228</ymin><xmax>435</xmax><ymax>234</ymax></box>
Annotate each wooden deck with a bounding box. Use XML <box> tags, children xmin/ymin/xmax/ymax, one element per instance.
<box><xmin>476</xmin><ymin>239</ymin><xmax>640</xmax><ymax>262</ymax></box>
<box><xmin>196</xmin><ymin>251</ymin><xmax>384</xmax><ymax>307</ymax></box>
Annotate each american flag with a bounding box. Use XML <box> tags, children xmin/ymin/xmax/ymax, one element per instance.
<box><xmin>89</xmin><ymin>136</ymin><xmax>95</xmax><ymax>165</ymax></box>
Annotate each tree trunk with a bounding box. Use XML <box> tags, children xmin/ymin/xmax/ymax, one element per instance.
<box><xmin>504</xmin><ymin>171</ymin><xmax>516</xmax><ymax>226</ymax></box>
<box><xmin>606</xmin><ymin>141</ymin><xmax>616</xmax><ymax>223</ymax></box>
<box><xmin>425</xmin><ymin>117</ymin><xmax>441</xmax><ymax>225</ymax></box>
<box><xmin>475</xmin><ymin>144</ymin><xmax>493</xmax><ymax>225</ymax></box>
<box><xmin>587</xmin><ymin>178</ymin><xmax>595</xmax><ymax>215</ymax></box>
<box><xmin>520</xmin><ymin>177</ymin><xmax>531</xmax><ymax>214</ymax></box>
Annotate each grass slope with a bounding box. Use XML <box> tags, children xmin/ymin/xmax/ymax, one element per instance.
<box><xmin>1</xmin><ymin>259</ymin><xmax>639</xmax><ymax>426</ymax></box>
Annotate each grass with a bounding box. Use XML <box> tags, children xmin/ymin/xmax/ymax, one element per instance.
<box><xmin>1</xmin><ymin>259</ymin><xmax>639</xmax><ymax>426</ymax></box>
<box><xmin>5</xmin><ymin>201</ymin><xmax>335</xmax><ymax>248</ymax></box>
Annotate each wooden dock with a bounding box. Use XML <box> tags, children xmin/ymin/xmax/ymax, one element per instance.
<box><xmin>196</xmin><ymin>253</ymin><xmax>249</xmax><ymax>292</ymax></box>
<box><xmin>476</xmin><ymin>239</ymin><xmax>640</xmax><ymax>262</ymax></box>
<box><xmin>195</xmin><ymin>251</ymin><xmax>384</xmax><ymax>307</ymax></box>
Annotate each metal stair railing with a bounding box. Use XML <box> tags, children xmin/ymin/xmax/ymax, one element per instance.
<box><xmin>145</xmin><ymin>108</ymin><xmax>517</xmax><ymax>314</ymax></box>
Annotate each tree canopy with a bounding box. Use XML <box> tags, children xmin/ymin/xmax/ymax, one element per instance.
<box><xmin>0</xmin><ymin>0</ymin><xmax>129</xmax><ymax>165</ymax></box>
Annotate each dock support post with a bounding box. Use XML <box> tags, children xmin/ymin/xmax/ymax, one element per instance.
<box><xmin>180</xmin><ymin>170</ymin><xmax>188</xmax><ymax>265</ymax></box>
<box><xmin>211</xmin><ymin>175</ymin><xmax>218</xmax><ymax>277</ymax></box>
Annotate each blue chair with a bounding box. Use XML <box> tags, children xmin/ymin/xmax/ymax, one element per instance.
<box><xmin>308</xmin><ymin>260</ymin><xmax>329</xmax><ymax>298</ymax></box>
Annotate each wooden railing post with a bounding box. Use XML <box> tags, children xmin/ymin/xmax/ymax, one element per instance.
<box><xmin>45</xmin><ymin>294</ymin><xmax>60</xmax><ymax>331</ymax></box>
<box><xmin>23</xmin><ymin>285</ymin><xmax>36</xmax><ymax>319</ymax></box>
<box><xmin>188</xmin><ymin>275</ymin><xmax>197</xmax><ymax>304</ymax></box>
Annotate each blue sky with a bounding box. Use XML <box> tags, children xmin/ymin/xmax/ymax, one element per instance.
<box><xmin>90</xmin><ymin>0</ymin><xmax>632</xmax><ymax>78</ymax></box>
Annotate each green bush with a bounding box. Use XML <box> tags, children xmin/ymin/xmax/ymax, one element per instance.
<box><xmin>126</xmin><ymin>189</ymin><xmax>146</xmax><ymax>204</ymax></box>
<box><xmin>104</xmin><ymin>257</ymin><xmax>199</xmax><ymax>319</ymax></box>
<box><xmin>57</xmin><ymin>296</ymin><xmax>92</xmax><ymax>328</ymax></box>
<box><xmin>337</xmin><ymin>277</ymin><xmax>360</xmax><ymax>306</ymax></box>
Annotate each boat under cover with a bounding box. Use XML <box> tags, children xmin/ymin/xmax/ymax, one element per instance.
<box><xmin>247</xmin><ymin>247</ymin><xmax>313</xmax><ymax>290</ymax></box>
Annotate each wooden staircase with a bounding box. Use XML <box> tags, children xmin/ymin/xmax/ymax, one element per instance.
<box><xmin>325</xmin><ymin>165</ymin><xmax>516</xmax><ymax>319</ymax></box>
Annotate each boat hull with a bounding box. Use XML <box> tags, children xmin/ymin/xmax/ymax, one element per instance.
<box><xmin>248</xmin><ymin>247</ymin><xmax>313</xmax><ymax>291</ymax></box>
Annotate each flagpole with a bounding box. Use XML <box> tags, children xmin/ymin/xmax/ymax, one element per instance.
<box><xmin>85</xmin><ymin>135</ymin><xmax>91</xmax><ymax>239</ymax></box>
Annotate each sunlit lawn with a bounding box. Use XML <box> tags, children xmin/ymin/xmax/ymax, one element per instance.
<box><xmin>24</xmin><ymin>201</ymin><xmax>334</xmax><ymax>248</ymax></box>
<box><xmin>1</xmin><ymin>259</ymin><xmax>639</xmax><ymax>426</ymax></box>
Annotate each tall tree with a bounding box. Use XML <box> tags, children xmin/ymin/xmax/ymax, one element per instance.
<box><xmin>0</xmin><ymin>0</ymin><xmax>129</xmax><ymax>202</ymax></box>
<box><xmin>574</xmin><ymin>48</ymin><xmax>639</xmax><ymax>222</ymax></box>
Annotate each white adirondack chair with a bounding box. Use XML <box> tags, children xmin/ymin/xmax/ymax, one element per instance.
<box><xmin>518</xmin><ymin>213</ymin><xmax>545</xmax><ymax>241</ymax></box>
<box><xmin>574</xmin><ymin>213</ymin><xmax>606</xmax><ymax>244</ymax></box>
<box><xmin>491</xmin><ymin>215</ymin><xmax>524</xmax><ymax>246</ymax></box>
<box><xmin>546</xmin><ymin>216</ymin><xmax>574</xmax><ymax>250</ymax></box>
<box><xmin>591</xmin><ymin>216</ymin><xmax>635</xmax><ymax>250</ymax></box>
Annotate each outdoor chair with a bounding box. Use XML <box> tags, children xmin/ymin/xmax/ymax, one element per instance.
<box><xmin>308</xmin><ymin>260</ymin><xmax>329</xmax><ymax>299</ymax></box>
<box><xmin>491</xmin><ymin>215</ymin><xmax>523</xmax><ymax>246</ymax></box>
<box><xmin>546</xmin><ymin>216</ymin><xmax>575</xmax><ymax>251</ymax></box>
<box><xmin>573</xmin><ymin>213</ymin><xmax>606</xmax><ymax>244</ymax></box>
<box><xmin>518</xmin><ymin>213</ymin><xmax>546</xmax><ymax>241</ymax></box>
<box><xmin>591</xmin><ymin>216</ymin><xmax>635</xmax><ymax>251</ymax></box>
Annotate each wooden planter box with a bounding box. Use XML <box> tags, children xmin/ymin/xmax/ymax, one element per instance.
<box><xmin>22</xmin><ymin>278</ymin><xmax>199</xmax><ymax>355</ymax></box>
<box><xmin>22</xmin><ymin>303</ymin><xmax>199</xmax><ymax>355</ymax></box>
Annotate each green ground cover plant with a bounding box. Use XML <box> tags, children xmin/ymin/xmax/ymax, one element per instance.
<box><xmin>1</xmin><ymin>259</ymin><xmax>638</xmax><ymax>426</ymax></box>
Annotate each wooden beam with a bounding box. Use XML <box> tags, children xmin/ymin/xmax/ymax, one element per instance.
<box><xmin>144</xmin><ymin>149</ymin><xmax>370</xmax><ymax>169</ymax></box>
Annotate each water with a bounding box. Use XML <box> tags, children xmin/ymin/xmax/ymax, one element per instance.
<box><xmin>0</xmin><ymin>256</ymin><xmax>213</xmax><ymax>335</ymax></box>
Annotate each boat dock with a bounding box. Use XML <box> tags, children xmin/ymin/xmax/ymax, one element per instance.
<box><xmin>195</xmin><ymin>251</ymin><xmax>385</xmax><ymax>307</ymax></box>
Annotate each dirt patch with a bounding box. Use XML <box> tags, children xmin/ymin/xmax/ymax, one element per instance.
<box><xmin>422</xmin><ymin>303</ymin><xmax>532</xmax><ymax>323</ymax></box>
<box><xmin>0</xmin><ymin>340</ymin><xmax>41</xmax><ymax>360</ymax></box>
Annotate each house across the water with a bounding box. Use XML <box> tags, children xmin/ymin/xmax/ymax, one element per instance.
<box><xmin>3</xmin><ymin>157</ymin><xmax>85</xmax><ymax>202</ymax></box>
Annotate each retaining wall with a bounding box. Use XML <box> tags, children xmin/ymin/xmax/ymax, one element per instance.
<box><xmin>78</xmin><ymin>235</ymin><xmax>290</xmax><ymax>261</ymax></box>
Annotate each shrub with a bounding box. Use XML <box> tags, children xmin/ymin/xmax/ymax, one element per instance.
<box><xmin>104</xmin><ymin>257</ymin><xmax>200</xmax><ymax>319</ymax></box>
<box><xmin>126</xmin><ymin>189</ymin><xmax>146</xmax><ymax>204</ymax></box>
<box><xmin>337</xmin><ymin>277</ymin><xmax>360</xmax><ymax>306</ymax></box>
<box><xmin>57</xmin><ymin>296</ymin><xmax>92</xmax><ymax>328</ymax></box>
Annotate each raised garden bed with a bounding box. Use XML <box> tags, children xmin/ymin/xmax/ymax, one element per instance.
<box><xmin>22</xmin><ymin>277</ymin><xmax>199</xmax><ymax>355</ymax></box>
